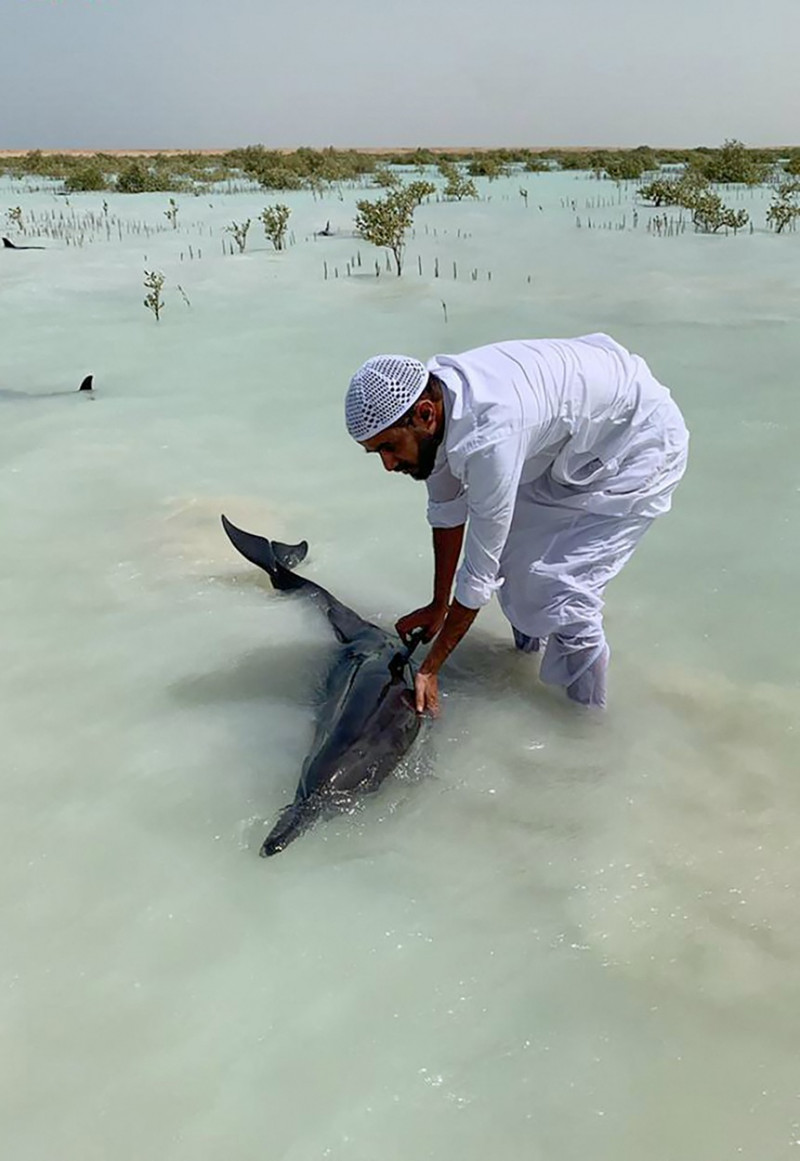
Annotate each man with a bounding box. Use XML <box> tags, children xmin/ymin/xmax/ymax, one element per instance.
<box><xmin>344</xmin><ymin>333</ymin><xmax>689</xmax><ymax>715</ymax></box>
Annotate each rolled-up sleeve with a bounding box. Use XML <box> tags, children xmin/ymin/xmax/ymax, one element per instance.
<box><xmin>426</xmin><ymin>458</ymin><xmax>468</xmax><ymax>529</ymax></box>
<box><xmin>454</xmin><ymin>436</ymin><xmax>529</xmax><ymax>609</ymax></box>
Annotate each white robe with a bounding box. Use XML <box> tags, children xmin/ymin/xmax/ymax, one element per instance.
<box><xmin>424</xmin><ymin>333</ymin><xmax>689</xmax><ymax>702</ymax></box>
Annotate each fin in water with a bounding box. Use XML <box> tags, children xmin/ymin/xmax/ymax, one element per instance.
<box><xmin>2</xmin><ymin>236</ymin><xmax>45</xmax><ymax>250</ymax></box>
<box><xmin>78</xmin><ymin>375</ymin><xmax>93</xmax><ymax>393</ymax></box>
<box><xmin>272</xmin><ymin>538</ymin><xmax>308</xmax><ymax>570</ymax></box>
<box><xmin>221</xmin><ymin>513</ymin><xmax>379</xmax><ymax>644</ymax></box>
<box><xmin>221</xmin><ymin>514</ymin><xmax>306</xmax><ymax>591</ymax></box>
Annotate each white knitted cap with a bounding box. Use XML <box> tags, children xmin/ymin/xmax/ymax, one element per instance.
<box><xmin>345</xmin><ymin>355</ymin><xmax>428</xmax><ymax>443</ymax></box>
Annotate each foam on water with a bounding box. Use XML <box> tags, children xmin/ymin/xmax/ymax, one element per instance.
<box><xmin>1</xmin><ymin>171</ymin><xmax>798</xmax><ymax>1160</ymax></box>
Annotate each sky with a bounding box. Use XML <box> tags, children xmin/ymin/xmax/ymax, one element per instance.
<box><xmin>1</xmin><ymin>0</ymin><xmax>798</xmax><ymax>150</ymax></box>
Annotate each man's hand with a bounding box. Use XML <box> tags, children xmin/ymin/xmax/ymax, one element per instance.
<box><xmin>414</xmin><ymin>670</ymin><xmax>440</xmax><ymax>717</ymax></box>
<box><xmin>395</xmin><ymin>601</ymin><xmax>448</xmax><ymax>645</ymax></box>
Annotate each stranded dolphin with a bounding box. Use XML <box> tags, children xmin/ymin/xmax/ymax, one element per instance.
<box><xmin>221</xmin><ymin>514</ymin><xmax>424</xmax><ymax>857</ymax></box>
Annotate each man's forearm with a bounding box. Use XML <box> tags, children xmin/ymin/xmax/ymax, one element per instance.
<box><xmin>432</xmin><ymin>524</ymin><xmax>465</xmax><ymax>608</ymax></box>
<box><xmin>419</xmin><ymin>599</ymin><xmax>479</xmax><ymax>676</ymax></box>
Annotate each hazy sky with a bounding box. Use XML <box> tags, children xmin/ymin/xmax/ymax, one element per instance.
<box><xmin>2</xmin><ymin>0</ymin><xmax>798</xmax><ymax>149</ymax></box>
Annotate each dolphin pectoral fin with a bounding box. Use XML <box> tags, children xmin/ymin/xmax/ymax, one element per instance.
<box><xmin>260</xmin><ymin>797</ymin><xmax>322</xmax><ymax>856</ymax></box>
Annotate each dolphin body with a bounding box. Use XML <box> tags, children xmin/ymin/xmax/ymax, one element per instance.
<box><xmin>221</xmin><ymin>515</ymin><xmax>424</xmax><ymax>857</ymax></box>
<box><xmin>3</xmin><ymin>236</ymin><xmax>45</xmax><ymax>250</ymax></box>
<box><xmin>0</xmin><ymin>375</ymin><xmax>93</xmax><ymax>401</ymax></box>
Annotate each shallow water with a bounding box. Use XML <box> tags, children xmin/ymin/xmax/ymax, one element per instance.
<box><xmin>1</xmin><ymin>171</ymin><xmax>799</xmax><ymax>1160</ymax></box>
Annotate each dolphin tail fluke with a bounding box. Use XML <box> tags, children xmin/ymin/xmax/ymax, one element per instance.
<box><xmin>221</xmin><ymin>513</ymin><xmax>377</xmax><ymax>645</ymax></box>
<box><xmin>272</xmin><ymin>538</ymin><xmax>308</xmax><ymax>570</ymax></box>
<box><xmin>221</xmin><ymin>514</ymin><xmax>307</xmax><ymax>592</ymax></box>
<box><xmin>260</xmin><ymin>797</ymin><xmax>322</xmax><ymax>857</ymax></box>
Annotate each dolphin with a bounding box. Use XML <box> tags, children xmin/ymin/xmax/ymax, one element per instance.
<box><xmin>2</xmin><ymin>237</ymin><xmax>45</xmax><ymax>250</ymax></box>
<box><xmin>221</xmin><ymin>514</ymin><xmax>425</xmax><ymax>857</ymax></box>
<box><xmin>0</xmin><ymin>374</ymin><xmax>93</xmax><ymax>400</ymax></box>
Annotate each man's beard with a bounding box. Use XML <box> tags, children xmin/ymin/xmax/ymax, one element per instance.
<box><xmin>408</xmin><ymin>430</ymin><xmax>442</xmax><ymax>480</ymax></box>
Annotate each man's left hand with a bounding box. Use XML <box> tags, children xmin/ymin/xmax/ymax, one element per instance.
<box><xmin>414</xmin><ymin>670</ymin><xmax>440</xmax><ymax>717</ymax></box>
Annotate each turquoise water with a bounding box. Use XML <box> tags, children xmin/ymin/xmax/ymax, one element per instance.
<box><xmin>1</xmin><ymin>171</ymin><xmax>798</xmax><ymax>1160</ymax></box>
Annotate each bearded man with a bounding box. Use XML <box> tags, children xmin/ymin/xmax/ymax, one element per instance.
<box><xmin>345</xmin><ymin>333</ymin><xmax>689</xmax><ymax>715</ymax></box>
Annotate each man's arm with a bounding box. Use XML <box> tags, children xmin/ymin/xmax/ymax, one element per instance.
<box><xmin>432</xmin><ymin>524</ymin><xmax>465</xmax><ymax>609</ymax></box>
<box><xmin>414</xmin><ymin>440</ymin><xmax>529</xmax><ymax>715</ymax></box>
<box><xmin>415</xmin><ymin>599</ymin><xmax>479</xmax><ymax>713</ymax></box>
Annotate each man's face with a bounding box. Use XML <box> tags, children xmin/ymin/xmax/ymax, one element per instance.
<box><xmin>361</xmin><ymin>405</ymin><xmax>441</xmax><ymax>481</ymax></box>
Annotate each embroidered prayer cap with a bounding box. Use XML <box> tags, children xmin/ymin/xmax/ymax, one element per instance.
<box><xmin>345</xmin><ymin>355</ymin><xmax>428</xmax><ymax>443</ymax></box>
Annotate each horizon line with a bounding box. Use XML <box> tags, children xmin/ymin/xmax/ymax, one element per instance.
<box><xmin>2</xmin><ymin>143</ymin><xmax>797</xmax><ymax>158</ymax></box>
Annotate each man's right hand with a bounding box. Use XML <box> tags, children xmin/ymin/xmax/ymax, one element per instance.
<box><xmin>395</xmin><ymin>602</ymin><xmax>449</xmax><ymax>644</ymax></box>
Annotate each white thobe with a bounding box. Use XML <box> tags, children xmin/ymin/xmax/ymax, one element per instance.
<box><xmin>424</xmin><ymin>333</ymin><xmax>689</xmax><ymax>703</ymax></box>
